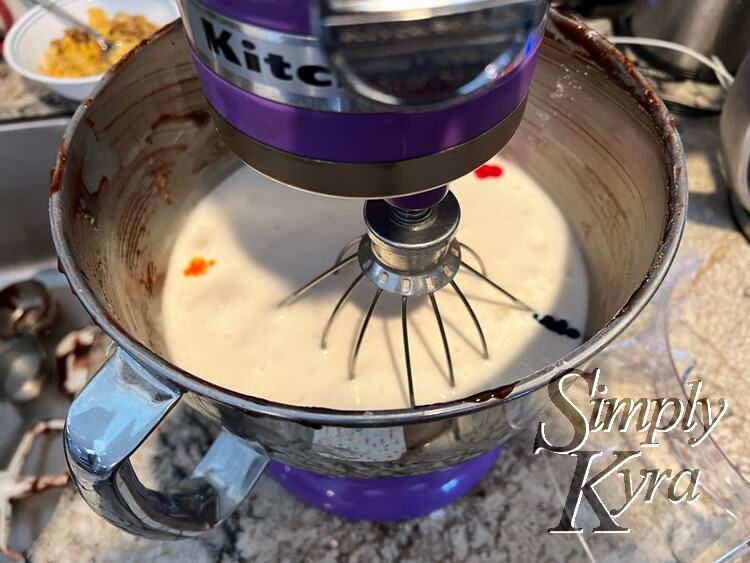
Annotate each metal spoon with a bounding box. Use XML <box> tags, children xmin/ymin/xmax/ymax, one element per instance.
<box><xmin>28</xmin><ymin>0</ymin><xmax>114</xmax><ymax>54</ymax></box>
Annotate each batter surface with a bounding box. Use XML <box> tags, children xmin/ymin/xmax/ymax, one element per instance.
<box><xmin>161</xmin><ymin>158</ymin><xmax>589</xmax><ymax>409</ymax></box>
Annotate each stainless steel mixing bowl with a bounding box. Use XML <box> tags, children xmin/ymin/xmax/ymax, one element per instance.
<box><xmin>50</xmin><ymin>12</ymin><xmax>687</xmax><ymax>538</ymax></box>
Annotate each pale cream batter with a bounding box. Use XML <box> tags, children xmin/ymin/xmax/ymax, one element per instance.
<box><xmin>161</xmin><ymin>158</ymin><xmax>589</xmax><ymax>409</ymax></box>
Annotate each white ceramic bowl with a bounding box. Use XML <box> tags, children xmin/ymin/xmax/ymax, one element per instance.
<box><xmin>4</xmin><ymin>0</ymin><xmax>179</xmax><ymax>101</ymax></box>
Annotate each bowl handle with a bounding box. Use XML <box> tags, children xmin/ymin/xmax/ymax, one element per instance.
<box><xmin>64</xmin><ymin>348</ymin><xmax>268</xmax><ymax>539</ymax></box>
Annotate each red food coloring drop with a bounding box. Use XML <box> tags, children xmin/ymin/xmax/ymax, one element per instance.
<box><xmin>474</xmin><ymin>164</ymin><xmax>504</xmax><ymax>179</ymax></box>
<box><xmin>183</xmin><ymin>256</ymin><xmax>216</xmax><ymax>277</ymax></box>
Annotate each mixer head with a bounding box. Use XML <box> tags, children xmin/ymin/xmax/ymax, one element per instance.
<box><xmin>177</xmin><ymin>0</ymin><xmax>567</xmax><ymax>404</ymax></box>
<box><xmin>180</xmin><ymin>0</ymin><xmax>549</xmax><ymax>199</ymax></box>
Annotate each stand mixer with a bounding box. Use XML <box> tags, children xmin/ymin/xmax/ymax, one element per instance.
<box><xmin>50</xmin><ymin>2</ymin><xmax>687</xmax><ymax>540</ymax></box>
<box><xmin>181</xmin><ymin>0</ymin><xmax>581</xmax><ymax>405</ymax></box>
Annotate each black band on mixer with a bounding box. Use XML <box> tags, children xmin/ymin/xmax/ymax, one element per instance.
<box><xmin>207</xmin><ymin>96</ymin><xmax>529</xmax><ymax>199</ymax></box>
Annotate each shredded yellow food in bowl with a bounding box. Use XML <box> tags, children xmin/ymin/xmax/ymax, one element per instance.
<box><xmin>40</xmin><ymin>8</ymin><xmax>158</xmax><ymax>78</ymax></box>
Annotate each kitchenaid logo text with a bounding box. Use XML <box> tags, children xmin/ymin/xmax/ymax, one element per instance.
<box><xmin>534</xmin><ymin>369</ymin><xmax>728</xmax><ymax>534</ymax></box>
<box><xmin>183</xmin><ymin>1</ymin><xmax>346</xmax><ymax>101</ymax></box>
<box><xmin>200</xmin><ymin>19</ymin><xmax>335</xmax><ymax>87</ymax></box>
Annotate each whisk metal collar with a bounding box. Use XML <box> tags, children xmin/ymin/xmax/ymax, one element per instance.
<box><xmin>359</xmin><ymin>237</ymin><xmax>462</xmax><ymax>297</ymax></box>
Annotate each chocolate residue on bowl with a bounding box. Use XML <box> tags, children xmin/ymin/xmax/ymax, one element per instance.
<box><xmin>141</xmin><ymin>260</ymin><xmax>165</xmax><ymax>297</ymax></box>
<box><xmin>48</xmin><ymin>144</ymin><xmax>68</xmax><ymax>195</ymax></box>
<box><xmin>103</xmin><ymin>80</ymin><xmax>203</xmax><ymax>135</ymax></box>
<box><xmin>84</xmin><ymin>117</ymin><xmax>100</xmax><ymax>141</ymax></box>
<box><xmin>135</xmin><ymin>145</ymin><xmax>189</xmax><ymax>205</ymax></box>
<box><xmin>148</xmin><ymin>161</ymin><xmax>173</xmax><ymax>204</ymax></box>
<box><xmin>546</xmin><ymin>10</ymin><xmax>687</xmax><ymax>329</ymax></box>
<box><xmin>153</xmin><ymin>109</ymin><xmax>210</xmax><ymax>130</ymax></box>
<box><xmin>191</xmin><ymin>137</ymin><xmax>230</xmax><ymax>174</ymax></box>
<box><xmin>547</xmin><ymin>13</ymin><xmax>678</xmax><ymax>148</ymax></box>
<box><xmin>462</xmin><ymin>383</ymin><xmax>516</xmax><ymax>404</ymax></box>
<box><xmin>71</xmin><ymin>160</ymin><xmax>99</xmax><ymax>228</ymax></box>
<box><xmin>145</xmin><ymin>109</ymin><xmax>210</xmax><ymax>145</ymax></box>
<box><xmin>96</xmin><ymin>176</ymin><xmax>109</xmax><ymax>193</ymax></box>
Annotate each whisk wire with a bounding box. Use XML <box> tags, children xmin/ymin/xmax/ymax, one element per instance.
<box><xmin>450</xmin><ymin>280</ymin><xmax>489</xmax><ymax>359</ymax></box>
<box><xmin>321</xmin><ymin>273</ymin><xmax>365</xmax><ymax>349</ymax></box>
<box><xmin>335</xmin><ymin>235</ymin><xmax>364</xmax><ymax>265</ymax></box>
<box><xmin>349</xmin><ymin>289</ymin><xmax>383</xmax><ymax>379</ymax></box>
<box><xmin>458</xmin><ymin>242</ymin><xmax>487</xmax><ymax>276</ymax></box>
<box><xmin>401</xmin><ymin>296</ymin><xmax>416</xmax><ymax>407</ymax></box>
<box><xmin>280</xmin><ymin>205</ymin><xmax>556</xmax><ymax>408</ymax></box>
<box><xmin>460</xmin><ymin>261</ymin><xmax>534</xmax><ymax>313</ymax></box>
<box><xmin>429</xmin><ymin>293</ymin><xmax>455</xmax><ymax>387</ymax></box>
<box><xmin>279</xmin><ymin>253</ymin><xmax>357</xmax><ymax>307</ymax></box>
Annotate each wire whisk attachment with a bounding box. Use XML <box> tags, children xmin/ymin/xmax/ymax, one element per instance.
<box><xmin>279</xmin><ymin>192</ymin><xmax>579</xmax><ymax>407</ymax></box>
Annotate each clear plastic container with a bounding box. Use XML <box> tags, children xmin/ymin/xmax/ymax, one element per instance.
<box><xmin>540</xmin><ymin>252</ymin><xmax>750</xmax><ymax>562</ymax></box>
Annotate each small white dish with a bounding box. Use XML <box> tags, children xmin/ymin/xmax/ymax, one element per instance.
<box><xmin>4</xmin><ymin>0</ymin><xmax>179</xmax><ymax>101</ymax></box>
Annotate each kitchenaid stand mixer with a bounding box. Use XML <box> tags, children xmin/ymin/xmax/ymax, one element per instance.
<box><xmin>183</xmin><ymin>0</ymin><xmax>565</xmax><ymax>406</ymax></box>
<box><xmin>50</xmin><ymin>2</ymin><xmax>687</xmax><ymax>540</ymax></box>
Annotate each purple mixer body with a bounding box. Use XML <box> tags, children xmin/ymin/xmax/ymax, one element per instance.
<box><xmin>178</xmin><ymin>0</ymin><xmax>544</xmax><ymax>521</ymax></box>
<box><xmin>191</xmin><ymin>47</ymin><xmax>540</xmax><ymax>163</ymax></box>
<box><xmin>267</xmin><ymin>448</ymin><xmax>503</xmax><ymax>521</ymax></box>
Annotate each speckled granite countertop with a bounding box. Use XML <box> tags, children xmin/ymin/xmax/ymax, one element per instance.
<box><xmin>0</xmin><ymin>62</ymin><xmax>77</xmax><ymax>120</ymax></box>
<box><xmin>3</xmin><ymin>54</ymin><xmax>750</xmax><ymax>563</ymax></box>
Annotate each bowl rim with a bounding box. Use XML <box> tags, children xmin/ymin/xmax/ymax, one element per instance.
<box><xmin>4</xmin><ymin>0</ymin><xmax>179</xmax><ymax>86</ymax></box>
<box><xmin>50</xmin><ymin>13</ymin><xmax>689</xmax><ymax>427</ymax></box>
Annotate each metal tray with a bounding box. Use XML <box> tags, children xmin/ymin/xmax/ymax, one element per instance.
<box><xmin>0</xmin><ymin>116</ymin><xmax>102</xmax><ymax>561</ymax></box>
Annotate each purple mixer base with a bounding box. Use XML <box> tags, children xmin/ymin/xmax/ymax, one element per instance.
<box><xmin>266</xmin><ymin>447</ymin><xmax>503</xmax><ymax>522</ymax></box>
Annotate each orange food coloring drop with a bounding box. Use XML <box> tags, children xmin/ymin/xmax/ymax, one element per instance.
<box><xmin>183</xmin><ymin>256</ymin><xmax>216</xmax><ymax>277</ymax></box>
